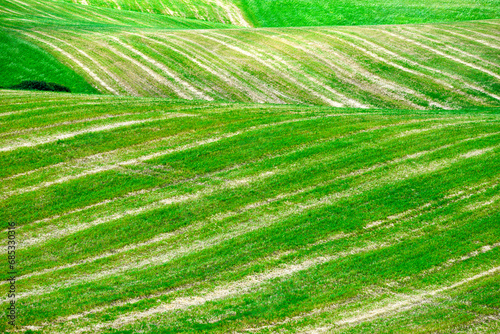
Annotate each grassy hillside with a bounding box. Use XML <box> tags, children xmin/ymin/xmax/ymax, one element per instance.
<box><xmin>0</xmin><ymin>0</ymin><xmax>235</xmax><ymax>29</ymax></box>
<box><xmin>0</xmin><ymin>90</ymin><xmax>499</xmax><ymax>333</ymax></box>
<box><xmin>0</xmin><ymin>30</ymin><xmax>98</xmax><ymax>94</ymax></box>
<box><xmin>58</xmin><ymin>0</ymin><xmax>500</xmax><ymax>28</ymax></box>
<box><xmin>16</xmin><ymin>20</ymin><xmax>500</xmax><ymax>109</ymax></box>
<box><xmin>1</xmin><ymin>0</ymin><xmax>499</xmax><ymax>331</ymax></box>
<box><xmin>0</xmin><ymin>0</ymin><xmax>235</xmax><ymax>95</ymax></box>
<box><xmin>62</xmin><ymin>0</ymin><xmax>252</xmax><ymax>26</ymax></box>
<box><xmin>240</xmin><ymin>0</ymin><xmax>500</xmax><ymax>27</ymax></box>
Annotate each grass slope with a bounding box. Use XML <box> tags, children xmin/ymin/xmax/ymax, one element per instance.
<box><xmin>240</xmin><ymin>0</ymin><xmax>500</xmax><ymax>27</ymax></box>
<box><xmin>0</xmin><ymin>0</ymin><xmax>235</xmax><ymax>94</ymax></box>
<box><xmin>0</xmin><ymin>90</ymin><xmax>499</xmax><ymax>333</ymax></box>
<box><xmin>0</xmin><ymin>30</ymin><xmax>98</xmax><ymax>94</ymax></box>
<box><xmin>62</xmin><ymin>0</ymin><xmax>252</xmax><ymax>27</ymax></box>
<box><xmin>15</xmin><ymin>20</ymin><xmax>500</xmax><ymax>109</ymax></box>
<box><xmin>0</xmin><ymin>0</ymin><xmax>235</xmax><ymax>29</ymax></box>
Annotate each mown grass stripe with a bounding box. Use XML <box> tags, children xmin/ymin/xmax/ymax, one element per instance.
<box><xmin>10</xmin><ymin>142</ymin><xmax>497</xmax><ymax>304</ymax></box>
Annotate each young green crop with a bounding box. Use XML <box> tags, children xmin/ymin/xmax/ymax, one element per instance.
<box><xmin>0</xmin><ymin>91</ymin><xmax>498</xmax><ymax>333</ymax></box>
<box><xmin>239</xmin><ymin>0</ymin><xmax>500</xmax><ymax>27</ymax></box>
<box><xmin>0</xmin><ymin>30</ymin><xmax>97</xmax><ymax>94</ymax></box>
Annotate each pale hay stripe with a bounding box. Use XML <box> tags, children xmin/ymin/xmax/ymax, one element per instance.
<box><xmin>415</xmin><ymin>241</ymin><xmax>500</xmax><ymax>279</ymax></box>
<box><xmin>244</xmin><ymin>238</ymin><xmax>500</xmax><ymax>333</ymax></box>
<box><xmin>6</xmin><ymin>116</ymin><xmax>445</xmax><ymax>215</ymax></box>
<box><xmin>380</xmin><ymin>30</ymin><xmax>500</xmax><ymax>81</ymax></box>
<box><xmin>257</xmin><ymin>31</ymin><xmax>428</xmax><ymax>109</ymax></box>
<box><xmin>10</xmin><ymin>193</ymin><xmax>495</xmax><ymax>334</ymax></box>
<box><xmin>212</xmin><ymin>32</ymin><xmax>370</xmax><ymax>108</ymax></box>
<box><xmin>2</xmin><ymin>17</ymin><xmax>39</xmax><ymax>23</ymax></box>
<box><xmin>201</xmin><ymin>32</ymin><xmax>345</xmax><ymax>107</ymax></box>
<box><xmin>34</xmin><ymin>233</ymin><xmax>370</xmax><ymax>329</ymax></box>
<box><xmin>433</xmin><ymin>27</ymin><xmax>500</xmax><ymax>50</ymax></box>
<box><xmin>477</xmin><ymin>21</ymin><xmax>500</xmax><ymax>27</ymax></box>
<box><xmin>0</xmin><ymin>5</ymin><xmax>23</xmax><ymax>15</ymax></box>
<box><xmin>400</xmin><ymin>28</ymin><xmax>500</xmax><ymax>70</ymax></box>
<box><xmin>20</xmin><ymin>32</ymin><xmax>117</xmax><ymax>94</ymax></box>
<box><xmin>20</xmin><ymin>115</ymin><xmax>362</xmax><ymax>244</ymax></box>
<box><xmin>0</xmin><ymin>113</ymin><xmax>195</xmax><ymax>152</ymax></box>
<box><xmin>34</xmin><ymin>31</ymin><xmax>139</xmax><ymax>96</ymax></box>
<box><xmin>0</xmin><ymin>98</ymin><xmax>162</xmax><ymax>119</ymax></box>
<box><xmin>44</xmin><ymin>179</ymin><xmax>500</xmax><ymax>331</ymax></box>
<box><xmin>305</xmin><ymin>43</ymin><xmax>427</xmax><ymax>108</ymax></box>
<box><xmin>0</xmin><ymin>116</ymin><xmax>482</xmax><ymax>201</ymax></box>
<box><xmin>210</xmin><ymin>0</ymin><xmax>252</xmax><ymax>27</ymax></box>
<box><xmin>127</xmin><ymin>32</ymin><xmax>266</xmax><ymax>103</ymax></box>
<box><xmin>72</xmin><ymin>243</ymin><xmax>386</xmax><ymax>333</ymax></box>
<box><xmin>0</xmin><ymin>101</ymin><xmax>98</xmax><ymax>118</ymax></box>
<box><xmin>64</xmin><ymin>193</ymin><xmax>497</xmax><ymax>333</ymax></box>
<box><xmin>8</xmin><ymin>172</ymin><xmax>280</xmax><ymax>301</ymax></box>
<box><xmin>323</xmin><ymin>30</ymin><xmax>500</xmax><ymax>102</ymax></box>
<box><xmin>81</xmin><ymin>7</ymin><xmax>123</xmax><ymax>24</ymax></box>
<box><xmin>305</xmin><ymin>266</ymin><xmax>500</xmax><ymax>333</ymax></box>
<box><xmin>395</xmin><ymin>119</ymin><xmax>493</xmax><ymax>138</ymax></box>
<box><xmin>12</xmin><ymin>145</ymin><xmax>495</xmax><ymax>302</ymax></box>
<box><xmin>31</xmin><ymin>0</ymin><xmax>98</xmax><ymax>23</ymax></box>
<box><xmin>93</xmin><ymin>42</ymin><xmax>170</xmax><ymax>97</ymax></box>
<box><xmin>451</xmin><ymin>26</ymin><xmax>500</xmax><ymax>42</ymax></box>
<box><xmin>40</xmin><ymin>0</ymin><xmax>123</xmax><ymax>25</ymax></box>
<box><xmin>18</xmin><ymin>170</ymin><xmax>274</xmax><ymax>248</ymax></box>
<box><xmin>1</xmin><ymin>116</ymin><xmax>478</xmax><ymax>243</ymax></box>
<box><xmin>319</xmin><ymin>30</ymin><xmax>451</xmax><ymax>88</ymax></box>
<box><xmin>0</xmin><ymin>113</ymin><xmax>137</xmax><ymax>137</ymax></box>
<box><xmin>5</xmin><ymin>117</ymin><xmax>427</xmax><ymax>236</ymax></box>
<box><xmin>15</xmin><ymin>123</ymin><xmax>488</xmax><ymax>281</ymax></box>
<box><xmin>5</xmin><ymin>0</ymin><xmax>60</xmax><ymax>19</ymax></box>
<box><xmin>1</xmin><ymin>105</ymin><xmax>220</xmax><ymax>182</ymax></box>
<box><xmin>167</xmin><ymin>34</ymin><xmax>294</xmax><ymax>103</ymax></box>
<box><xmin>316</xmin><ymin>31</ymin><xmax>454</xmax><ymax>108</ymax></box>
<box><xmin>3</xmin><ymin>115</ymin><xmax>341</xmax><ymax>198</ymax></box>
<box><xmin>463</xmin><ymin>192</ymin><xmax>500</xmax><ymax>212</ymax></box>
<box><xmin>107</xmin><ymin>36</ymin><xmax>213</xmax><ymax>100</ymax></box>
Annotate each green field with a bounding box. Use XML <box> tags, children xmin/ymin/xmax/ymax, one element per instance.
<box><xmin>62</xmin><ymin>0</ymin><xmax>252</xmax><ymax>26</ymax></box>
<box><xmin>239</xmin><ymin>0</ymin><xmax>500</xmax><ymax>27</ymax></box>
<box><xmin>0</xmin><ymin>0</ymin><xmax>234</xmax><ymax>29</ymax></box>
<box><xmin>1</xmin><ymin>0</ymin><xmax>499</xmax><ymax>332</ymax></box>
<box><xmin>0</xmin><ymin>31</ymin><xmax>98</xmax><ymax>94</ymax></box>
<box><xmin>9</xmin><ymin>20</ymin><xmax>500</xmax><ymax>108</ymax></box>
<box><xmin>58</xmin><ymin>0</ymin><xmax>500</xmax><ymax>27</ymax></box>
<box><xmin>0</xmin><ymin>91</ymin><xmax>499</xmax><ymax>333</ymax></box>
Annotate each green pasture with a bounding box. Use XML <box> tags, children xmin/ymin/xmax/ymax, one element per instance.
<box><xmin>0</xmin><ymin>30</ymin><xmax>98</xmax><ymax>94</ymax></box>
<box><xmin>239</xmin><ymin>0</ymin><xmax>500</xmax><ymax>27</ymax></box>
<box><xmin>0</xmin><ymin>91</ymin><xmax>498</xmax><ymax>332</ymax></box>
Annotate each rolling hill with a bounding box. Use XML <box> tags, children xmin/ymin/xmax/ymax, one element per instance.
<box><xmin>12</xmin><ymin>19</ymin><xmax>500</xmax><ymax>109</ymax></box>
<box><xmin>239</xmin><ymin>0</ymin><xmax>500</xmax><ymax>28</ymax></box>
<box><xmin>0</xmin><ymin>30</ymin><xmax>98</xmax><ymax>94</ymax></box>
<box><xmin>1</xmin><ymin>0</ymin><xmax>499</xmax><ymax>332</ymax></box>
<box><xmin>59</xmin><ymin>0</ymin><xmax>500</xmax><ymax>28</ymax></box>
<box><xmin>61</xmin><ymin>0</ymin><xmax>252</xmax><ymax>26</ymax></box>
<box><xmin>0</xmin><ymin>0</ymin><xmax>235</xmax><ymax>29</ymax></box>
<box><xmin>0</xmin><ymin>90</ymin><xmax>499</xmax><ymax>333</ymax></box>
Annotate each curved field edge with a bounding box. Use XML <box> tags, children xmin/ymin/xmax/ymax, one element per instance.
<box><xmin>12</xmin><ymin>19</ymin><xmax>500</xmax><ymax>109</ymax></box>
<box><xmin>0</xmin><ymin>29</ymin><xmax>98</xmax><ymax>94</ymax></box>
<box><xmin>0</xmin><ymin>0</ymin><xmax>237</xmax><ymax>29</ymax></box>
<box><xmin>61</xmin><ymin>0</ymin><xmax>253</xmax><ymax>27</ymax></box>
<box><xmin>238</xmin><ymin>0</ymin><xmax>500</xmax><ymax>28</ymax></box>
<box><xmin>56</xmin><ymin>0</ymin><xmax>500</xmax><ymax>28</ymax></box>
<box><xmin>0</xmin><ymin>91</ymin><xmax>499</xmax><ymax>333</ymax></box>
